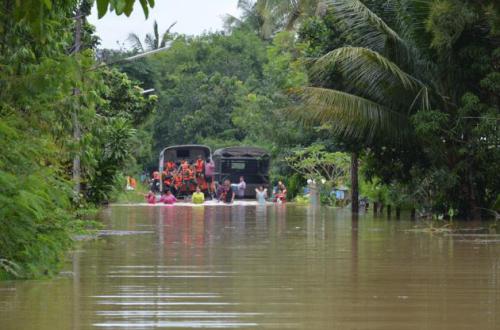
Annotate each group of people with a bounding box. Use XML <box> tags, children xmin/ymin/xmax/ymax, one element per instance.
<box><xmin>144</xmin><ymin>154</ymin><xmax>288</xmax><ymax>205</ymax></box>
<box><xmin>146</xmin><ymin>176</ymin><xmax>248</xmax><ymax>205</ymax></box>
<box><xmin>146</xmin><ymin>186</ymin><xmax>205</xmax><ymax>205</ymax></box>
<box><xmin>150</xmin><ymin>155</ymin><xmax>215</xmax><ymax>197</ymax></box>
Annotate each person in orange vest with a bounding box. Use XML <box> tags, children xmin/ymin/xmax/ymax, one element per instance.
<box><xmin>163</xmin><ymin>170</ymin><xmax>173</xmax><ymax>193</ymax></box>
<box><xmin>181</xmin><ymin>159</ymin><xmax>189</xmax><ymax>172</ymax></box>
<box><xmin>195</xmin><ymin>155</ymin><xmax>205</xmax><ymax>177</ymax></box>
<box><xmin>173</xmin><ymin>173</ymin><xmax>183</xmax><ymax>195</ymax></box>
<box><xmin>183</xmin><ymin>165</ymin><xmax>196</xmax><ymax>193</ymax></box>
<box><xmin>166</xmin><ymin>160</ymin><xmax>177</xmax><ymax>172</ymax></box>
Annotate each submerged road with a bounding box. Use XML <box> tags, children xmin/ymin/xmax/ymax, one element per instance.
<box><xmin>0</xmin><ymin>204</ymin><xmax>499</xmax><ymax>329</ymax></box>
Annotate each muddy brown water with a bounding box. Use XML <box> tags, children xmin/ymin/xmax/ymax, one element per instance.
<box><xmin>0</xmin><ymin>205</ymin><xmax>499</xmax><ymax>329</ymax></box>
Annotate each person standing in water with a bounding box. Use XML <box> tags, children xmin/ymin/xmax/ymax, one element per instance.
<box><xmin>221</xmin><ymin>179</ymin><xmax>235</xmax><ymax>203</ymax></box>
<box><xmin>205</xmin><ymin>158</ymin><xmax>215</xmax><ymax>198</ymax></box>
<box><xmin>237</xmin><ymin>176</ymin><xmax>246</xmax><ymax>199</ymax></box>
<box><xmin>255</xmin><ymin>186</ymin><xmax>268</xmax><ymax>204</ymax></box>
<box><xmin>192</xmin><ymin>186</ymin><xmax>205</xmax><ymax>204</ymax></box>
<box><xmin>159</xmin><ymin>190</ymin><xmax>177</xmax><ymax>204</ymax></box>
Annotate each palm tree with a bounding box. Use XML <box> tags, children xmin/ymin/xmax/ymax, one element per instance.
<box><xmin>295</xmin><ymin>0</ymin><xmax>441</xmax><ymax>212</ymax></box>
<box><xmin>224</xmin><ymin>0</ymin><xmax>324</xmax><ymax>40</ymax></box>
<box><xmin>127</xmin><ymin>20</ymin><xmax>177</xmax><ymax>52</ymax></box>
<box><xmin>223</xmin><ymin>0</ymin><xmax>276</xmax><ymax>40</ymax></box>
<box><xmin>282</xmin><ymin>0</ymin><xmax>327</xmax><ymax>31</ymax></box>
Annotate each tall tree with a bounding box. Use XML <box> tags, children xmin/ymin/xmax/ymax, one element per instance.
<box><xmin>127</xmin><ymin>20</ymin><xmax>177</xmax><ymax>52</ymax></box>
<box><xmin>224</xmin><ymin>0</ymin><xmax>323</xmax><ymax>40</ymax></box>
<box><xmin>296</xmin><ymin>0</ymin><xmax>499</xmax><ymax>217</ymax></box>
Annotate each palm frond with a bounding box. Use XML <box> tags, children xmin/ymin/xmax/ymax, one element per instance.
<box><xmin>387</xmin><ymin>0</ymin><xmax>432</xmax><ymax>49</ymax></box>
<box><xmin>325</xmin><ymin>0</ymin><xmax>411</xmax><ymax>63</ymax></box>
<box><xmin>284</xmin><ymin>0</ymin><xmax>323</xmax><ymax>30</ymax></box>
<box><xmin>152</xmin><ymin>21</ymin><xmax>160</xmax><ymax>50</ymax></box>
<box><xmin>222</xmin><ymin>14</ymin><xmax>243</xmax><ymax>31</ymax></box>
<box><xmin>237</xmin><ymin>0</ymin><xmax>256</xmax><ymax>12</ymax></box>
<box><xmin>295</xmin><ymin>87</ymin><xmax>409</xmax><ymax>142</ymax></box>
<box><xmin>126</xmin><ymin>33</ymin><xmax>144</xmax><ymax>52</ymax></box>
<box><xmin>165</xmin><ymin>21</ymin><xmax>177</xmax><ymax>34</ymax></box>
<box><xmin>311</xmin><ymin>46</ymin><xmax>430</xmax><ymax>111</ymax></box>
<box><xmin>160</xmin><ymin>21</ymin><xmax>177</xmax><ymax>48</ymax></box>
<box><xmin>144</xmin><ymin>34</ymin><xmax>156</xmax><ymax>51</ymax></box>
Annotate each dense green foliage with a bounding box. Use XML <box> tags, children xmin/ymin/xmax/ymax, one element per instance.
<box><xmin>294</xmin><ymin>0</ymin><xmax>499</xmax><ymax>217</ymax></box>
<box><xmin>116</xmin><ymin>30</ymin><xmax>316</xmax><ymax>165</ymax></box>
<box><xmin>0</xmin><ymin>1</ymin><xmax>155</xmax><ymax>279</ymax></box>
<box><xmin>113</xmin><ymin>0</ymin><xmax>498</xmax><ymax>218</ymax></box>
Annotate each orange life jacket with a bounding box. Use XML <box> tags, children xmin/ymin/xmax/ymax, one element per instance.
<box><xmin>183</xmin><ymin>169</ymin><xmax>193</xmax><ymax>180</ymax></box>
<box><xmin>195</xmin><ymin>159</ymin><xmax>204</xmax><ymax>173</ymax></box>
<box><xmin>166</xmin><ymin>161</ymin><xmax>176</xmax><ymax>171</ymax></box>
<box><xmin>174</xmin><ymin>175</ymin><xmax>183</xmax><ymax>187</ymax></box>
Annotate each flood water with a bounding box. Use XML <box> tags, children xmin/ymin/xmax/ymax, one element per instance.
<box><xmin>1</xmin><ymin>205</ymin><xmax>499</xmax><ymax>329</ymax></box>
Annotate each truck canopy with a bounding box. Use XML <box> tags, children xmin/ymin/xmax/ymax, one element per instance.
<box><xmin>213</xmin><ymin>147</ymin><xmax>269</xmax><ymax>159</ymax></box>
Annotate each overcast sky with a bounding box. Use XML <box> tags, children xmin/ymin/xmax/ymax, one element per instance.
<box><xmin>88</xmin><ymin>1</ymin><xmax>240</xmax><ymax>49</ymax></box>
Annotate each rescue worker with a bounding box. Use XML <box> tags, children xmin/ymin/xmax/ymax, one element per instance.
<box><xmin>166</xmin><ymin>160</ymin><xmax>177</xmax><ymax>172</ymax></box>
<box><xmin>195</xmin><ymin>155</ymin><xmax>205</xmax><ymax>177</ymax></box>
<box><xmin>173</xmin><ymin>173</ymin><xmax>183</xmax><ymax>196</ymax></box>
<box><xmin>163</xmin><ymin>170</ymin><xmax>173</xmax><ymax>193</ymax></box>
<box><xmin>181</xmin><ymin>159</ymin><xmax>189</xmax><ymax>172</ymax></box>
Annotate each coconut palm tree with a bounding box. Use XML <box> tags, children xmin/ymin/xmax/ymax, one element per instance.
<box><xmin>298</xmin><ymin>0</ymin><xmax>436</xmax><ymax>140</ymax></box>
<box><xmin>224</xmin><ymin>0</ymin><xmax>324</xmax><ymax>40</ymax></box>
<box><xmin>282</xmin><ymin>0</ymin><xmax>327</xmax><ymax>31</ymax></box>
<box><xmin>297</xmin><ymin>0</ymin><xmax>497</xmax><ymax>215</ymax></box>
<box><xmin>127</xmin><ymin>20</ymin><xmax>177</xmax><ymax>52</ymax></box>
<box><xmin>223</xmin><ymin>0</ymin><xmax>277</xmax><ymax>40</ymax></box>
<box><xmin>295</xmin><ymin>0</ymin><xmax>442</xmax><ymax>212</ymax></box>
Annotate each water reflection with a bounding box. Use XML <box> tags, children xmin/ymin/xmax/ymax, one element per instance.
<box><xmin>0</xmin><ymin>204</ymin><xmax>499</xmax><ymax>329</ymax></box>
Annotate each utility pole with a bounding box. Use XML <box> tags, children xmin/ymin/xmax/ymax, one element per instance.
<box><xmin>72</xmin><ymin>4</ymin><xmax>83</xmax><ymax>200</ymax></box>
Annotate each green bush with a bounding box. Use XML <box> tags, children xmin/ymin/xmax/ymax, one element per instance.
<box><xmin>0</xmin><ymin>118</ymin><xmax>72</xmax><ymax>279</ymax></box>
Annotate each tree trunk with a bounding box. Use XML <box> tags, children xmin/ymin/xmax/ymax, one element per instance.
<box><xmin>396</xmin><ymin>207</ymin><xmax>401</xmax><ymax>219</ymax></box>
<box><xmin>467</xmin><ymin>171</ymin><xmax>481</xmax><ymax>220</ymax></box>
<box><xmin>350</xmin><ymin>151</ymin><xmax>359</xmax><ymax>213</ymax></box>
<box><xmin>72</xmin><ymin>8</ymin><xmax>83</xmax><ymax>200</ymax></box>
<box><xmin>387</xmin><ymin>205</ymin><xmax>391</xmax><ymax>217</ymax></box>
<box><xmin>72</xmin><ymin>109</ymin><xmax>81</xmax><ymax>197</ymax></box>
